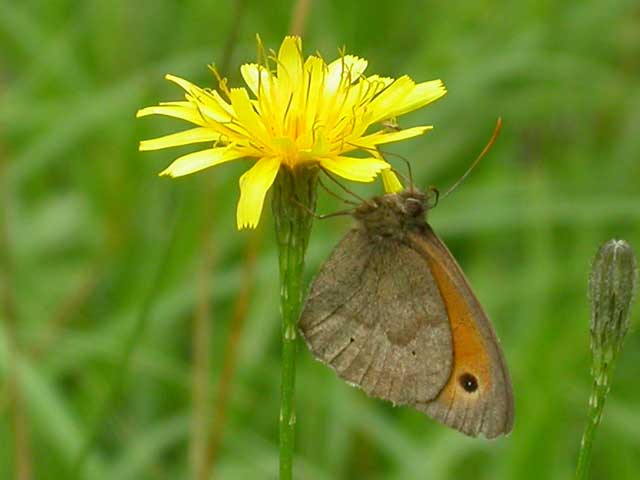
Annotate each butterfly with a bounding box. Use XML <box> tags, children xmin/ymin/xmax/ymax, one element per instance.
<box><xmin>299</xmin><ymin>187</ymin><xmax>514</xmax><ymax>438</ymax></box>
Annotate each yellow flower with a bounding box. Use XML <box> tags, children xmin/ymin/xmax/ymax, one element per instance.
<box><xmin>137</xmin><ymin>36</ymin><xmax>446</xmax><ymax>229</ymax></box>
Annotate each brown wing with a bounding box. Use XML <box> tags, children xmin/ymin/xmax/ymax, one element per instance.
<box><xmin>299</xmin><ymin>228</ymin><xmax>453</xmax><ymax>405</ymax></box>
<box><xmin>410</xmin><ymin>226</ymin><xmax>514</xmax><ymax>438</ymax></box>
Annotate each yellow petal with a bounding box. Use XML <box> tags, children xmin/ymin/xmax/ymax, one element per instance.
<box><xmin>240</xmin><ymin>63</ymin><xmax>271</xmax><ymax>97</ymax></box>
<box><xmin>187</xmin><ymin>94</ymin><xmax>233</xmax><ymax>123</ymax></box>
<box><xmin>385</xmin><ymin>79</ymin><xmax>447</xmax><ymax>118</ymax></box>
<box><xmin>136</xmin><ymin>104</ymin><xmax>206</xmax><ymax>126</ymax></box>
<box><xmin>325</xmin><ymin>55</ymin><xmax>368</xmax><ymax>94</ymax></box>
<box><xmin>165</xmin><ymin>74</ymin><xmax>234</xmax><ymax>122</ymax></box>
<box><xmin>319</xmin><ymin>156</ymin><xmax>389</xmax><ymax>182</ymax></box>
<box><xmin>365</xmin><ymin>75</ymin><xmax>394</xmax><ymax>92</ymax></box>
<box><xmin>366</xmin><ymin>75</ymin><xmax>415</xmax><ymax>124</ymax></box>
<box><xmin>348</xmin><ymin>76</ymin><xmax>395</xmax><ymax>113</ymax></box>
<box><xmin>207</xmin><ymin>90</ymin><xmax>236</xmax><ymax>118</ymax></box>
<box><xmin>228</xmin><ymin>88</ymin><xmax>270</xmax><ymax>145</ymax></box>
<box><xmin>277</xmin><ymin>36</ymin><xmax>303</xmax><ymax>91</ymax></box>
<box><xmin>381</xmin><ymin>168</ymin><xmax>404</xmax><ymax>193</ymax></box>
<box><xmin>236</xmin><ymin>157</ymin><xmax>281</xmax><ymax>229</ymax></box>
<box><xmin>165</xmin><ymin>74</ymin><xmax>202</xmax><ymax>94</ymax></box>
<box><xmin>140</xmin><ymin>127</ymin><xmax>221</xmax><ymax>151</ymax></box>
<box><xmin>302</xmin><ymin>56</ymin><xmax>327</xmax><ymax>130</ymax></box>
<box><xmin>352</xmin><ymin>126</ymin><xmax>432</xmax><ymax>149</ymax></box>
<box><xmin>159</xmin><ymin>147</ymin><xmax>245</xmax><ymax>177</ymax></box>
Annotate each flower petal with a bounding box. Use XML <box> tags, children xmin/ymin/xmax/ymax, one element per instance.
<box><xmin>136</xmin><ymin>103</ymin><xmax>206</xmax><ymax>126</ymax></box>
<box><xmin>186</xmin><ymin>93</ymin><xmax>233</xmax><ymax>123</ymax></box>
<box><xmin>140</xmin><ymin>127</ymin><xmax>221</xmax><ymax>151</ymax></box>
<box><xmin>319</xmin><ymin>156</ymin><xmax>389</xmax><ymax>182</ymax></box>
<box><xmin>366</xmin><ymin>75</ymin><xmax>416</xmax><ymax>124</ymax></box>
<box><xmin>228</xmin><ymin>88</ymin><xmax>270</xmax><ymax>145</ymax></box>
<box><xmin>159</xmin><ymin>147</ymin><xmax>245</xmax><ymax>177</ymax></box>
<box><xmin>165</xmin><ymin>73</ymin><xmax>202</xmax><ymax>94</ymax></box>
<box><xmin>236</xmin><ymin>157</ymin><xmax>281</xmax><ymax>229</ymax></box>
<box><xmin>325</xmin><ymin>55</ymin><xmax>368</xmax><ymax>94</ymax></box>
<box><xmin>165</xmin><ymin>74</ymin><xmax>234</xmax><ymax>122</ymax></box>
<box><xmin>299</xmin><ymin>56</ymin><xmax>326</xmax><ymax>133</ymax></box>
<box><xmin>385</xmin><ymin>79</ymin><xmax>447</xmax><ymax>118</ymax></box>
<box><xmin>381</xmin><ymin>168</ymin><xmax>404</xmax><ymax>193</ymax></box>
<box><xmin>352</xmin><ymin>126</ymin><xmax>432</xmax><ymax>149</ymax></box>
<box><xmin>240</xmin><ymin>63</ymin><xmax>271</xmax><ymax>97</ymax></box>
<box><xmin>365</xmin><ymin>75</ymin><xmax>394</xmax><ymax>92</ymax></box>
<box><xmin>277</xmin><ymin>36</ymin><xmax>303</xmax><ymax>91</ymax></box>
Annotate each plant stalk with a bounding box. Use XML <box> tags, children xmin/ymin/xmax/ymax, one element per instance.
<box><xmin>575</xmin><ymin>372</ymin><xmax>609</xmax><ymax>479</ymax></box>
<box><xmin>575</xmin><ymin>239</ymin><xmax>637</xmax><ymax>479</ymax></box>
<box><xmin>272</xmin><ymin>166</ymin><xmax>317</xmax><ymax>480</ymax></box>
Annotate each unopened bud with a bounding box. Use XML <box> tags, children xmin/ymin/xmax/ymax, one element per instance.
<box><xmin>589</xmin><ymin>239</ymin><xmax>637</xmax><ymax>373</ymax></box>
<box><xmin>576</xmin><ymin>240</ymin><xmax>636</xmax><ymax>479</ymax></box>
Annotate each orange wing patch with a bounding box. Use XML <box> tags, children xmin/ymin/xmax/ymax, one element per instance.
<box><xmin>426</xmin><ymin>253</ymin><xmax>491</xmax><ymax>402</ymax></box>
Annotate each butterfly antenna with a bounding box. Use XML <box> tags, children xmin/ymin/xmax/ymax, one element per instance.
<box><xmin>318</xmin><ymin>176</ymin><xmax>359</xmax><ymax>206</ymax></box>
<box><xmin>292</xmin><ymin>197</ymin><xmax>355</xmax><ymax>220</ymax></box>
<box><xmin>317</xmin><ymin>208</ymin><xmax>358</xmax><ymax>219</ymax></box>
<box><xmin>322</xmin><ymin>169</ymin><xmax>370</xmax><ymax>205</ymax></box>
<box><xmin>390</xmin><ymin>167</ymin><xmax>411</xmax><ymax>189</ymax></box>
<box><xmin>378</xmin><ymin>149</ymin><xmax>414</xmax><ymax>191</ymax></box>
<box><xmin>440</xmin><ymin>117</ymin><xmax>503</xmax><ymax>201</ymax></box>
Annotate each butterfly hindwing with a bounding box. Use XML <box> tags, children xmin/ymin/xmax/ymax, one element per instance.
<box><xmin>410</xmin><ymin>227</ymin><xmax>514</xmax><ymax>438</ymax></box>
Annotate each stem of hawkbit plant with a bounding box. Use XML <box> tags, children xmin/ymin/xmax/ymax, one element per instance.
<box><xmin>272</xmin><ymin>166</ymin><xmax>318</xmax><ymax>480</ymax></box>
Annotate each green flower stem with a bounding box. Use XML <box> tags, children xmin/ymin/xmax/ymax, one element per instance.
<box><xmin>576</xmin><ymin>371</ymin><xmax>610</xmax><ymax>479</ymax></box>
<box><xmin>272</xmin><ymin>166</ymin><xmax>317</xmax><ymax>480</ymax></box>
<box><xmin>576</xmin><ymin>239</ymin><xmax>637</xmax><ymax>480</ymax></box>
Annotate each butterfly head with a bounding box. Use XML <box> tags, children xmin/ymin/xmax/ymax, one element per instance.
<box><xmin>354</xmin><ymin>189</ymin><xmax>431</xmax><ymax>237</ymax></box>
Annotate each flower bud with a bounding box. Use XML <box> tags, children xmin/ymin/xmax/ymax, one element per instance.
<box><xmin>589</xmin><ymin>239</ymin><xmax>637</xmax><ymax>375</ymax></box>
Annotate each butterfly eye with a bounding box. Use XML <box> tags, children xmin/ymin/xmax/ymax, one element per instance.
<box><xmin>458</xmin><ymin>373</ymin><xmax>479</xmax><ymax>393</ymax></box>
<box><xmin>405</xmin><ymin>198</ymin><xmax>424</xmax><ymax>217</ymax></box>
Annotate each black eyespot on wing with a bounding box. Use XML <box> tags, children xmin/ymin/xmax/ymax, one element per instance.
<box><xmin>458</xmin><ymin>373</ymin><xmax>478</xmax><ymax>393</ymax></box>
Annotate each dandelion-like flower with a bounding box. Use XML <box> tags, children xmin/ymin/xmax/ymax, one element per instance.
<box><xmin>137</xmin><ymin>36</ymin><xmax>446</xmax><ymax>229</ymax></box>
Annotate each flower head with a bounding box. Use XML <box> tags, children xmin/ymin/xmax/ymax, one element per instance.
<box><xmin>137</xmin><ymin>36</ymin><xmax>446</xmax><ymax>229</ymax></box>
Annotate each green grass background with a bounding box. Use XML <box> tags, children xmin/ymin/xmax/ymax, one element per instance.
<box><xmin>1</xmin><ymin>0</ymin><xmax>639</xmax><ymax>478</ymax></box>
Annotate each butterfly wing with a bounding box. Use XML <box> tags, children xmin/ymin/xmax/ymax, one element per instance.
<box><xmin>299</xmin><ymin>228</ymin><xmax>454</xmax><ymax>405</ymax></box>
<box><xmin>410</xmin><ymin>226</ymin><xmax>514</xmax><ymax>438</ymax></box>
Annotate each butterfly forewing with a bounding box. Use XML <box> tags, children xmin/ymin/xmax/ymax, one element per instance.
<box><xmin>300</xmin><ymin>229</ymin><xmax>454</xmax><ymax>405</ymax></box>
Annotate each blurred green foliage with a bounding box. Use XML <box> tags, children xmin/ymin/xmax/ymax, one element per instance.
<box><xmin>1</xmin><ymin>0</ymin><xmax>639</xmax><ymax>479</ymax></box>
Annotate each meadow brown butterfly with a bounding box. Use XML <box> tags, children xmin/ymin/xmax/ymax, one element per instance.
<box><xmin>299</xmin><ymin>187</ymin><xmax>514</xmax><ymax>438</ymax></box>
